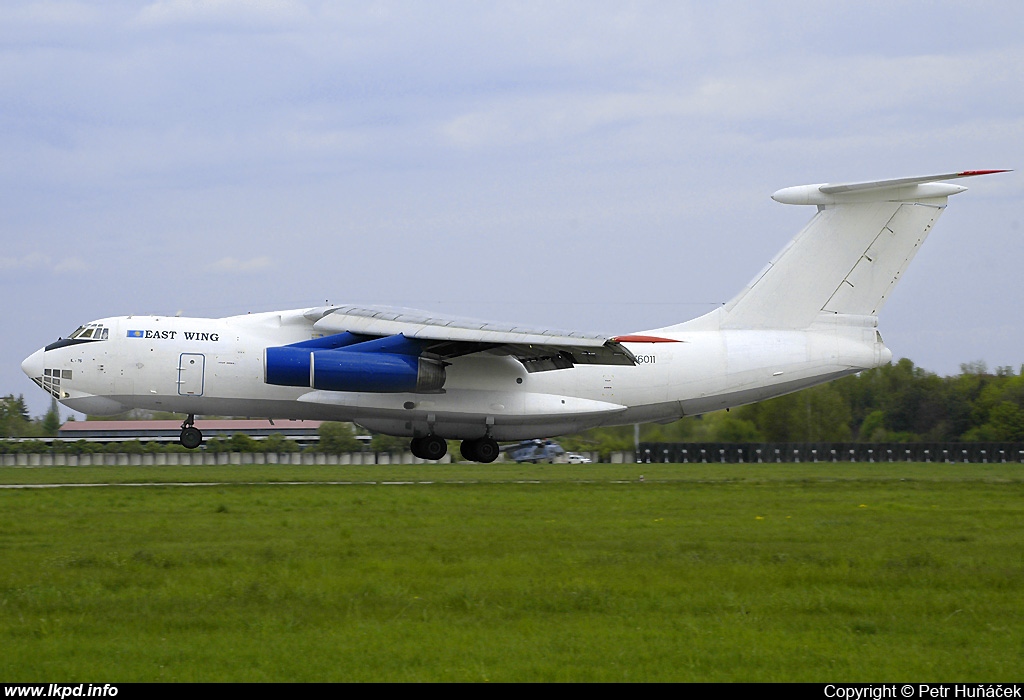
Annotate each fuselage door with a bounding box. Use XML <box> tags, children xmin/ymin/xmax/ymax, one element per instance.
<box><xmin>177</xmin><ymin>353</ymin><xmax>206</xmax><ymax>396</ymax></box>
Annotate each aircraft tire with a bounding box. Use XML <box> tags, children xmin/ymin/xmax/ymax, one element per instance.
<box><xmin>420</xmin><ymin>435</ymin><xmax>447</xmax><ymax>461</ymax></box>
<box><xmin>475</xmin><ymin>438</ymin><xmax>499</xmax><ymax>463</ymax></box>
<box><xmin>180</xmin><ymin>426</ymin><xmax>203</xmax><ymax>450</ymax></box>
<box><xmin>462</xmin><ymin>437</ymin><xmax>499</xmax><ymax>464</ymax></box>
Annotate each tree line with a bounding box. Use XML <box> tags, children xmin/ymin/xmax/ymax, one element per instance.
<box><xmin>561</xmin><ymin>359</ymin><xmax>1024</xmax><ymax>457</ymax></box>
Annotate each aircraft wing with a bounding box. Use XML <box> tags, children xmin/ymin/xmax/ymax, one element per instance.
<box><xmin>308</xmin><ymin>305</ymin><xmax>637</xmax><ymax>372</ymax></box>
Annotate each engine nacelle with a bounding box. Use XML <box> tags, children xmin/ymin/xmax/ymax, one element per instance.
<box><xmin>265</xmin><ymin>346</ymin><xmax>445</xmax><ymax>393</ymax></box>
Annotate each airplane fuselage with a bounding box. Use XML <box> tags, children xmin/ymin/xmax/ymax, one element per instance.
<box><xmin>22</xmin><ymin>308</ymin><xmax>888</xmax><ymax>441</ymax></box>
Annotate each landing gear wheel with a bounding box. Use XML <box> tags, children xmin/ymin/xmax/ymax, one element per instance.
<box><xmin>474</xmin><ymin>437</ymin><xmax>499</xmax><ymax>463</ymax></box>
<box><xmin>461</xmin><ymin>437</ymin><xmax>499</xmax><ymax>464</ymax></box>
<box><xmin>411</xmin><ymin>435</ymin><xmax>447</xmax><ymax>461</ymax></box>
<box><xmin>420</xmin><ymin>435</ymin><xmax>447</xmax><ymax>460</ymax></box>
<box><xmin>180</xmin><ymin>426</ymin><xmax>203</xmax><ymax>450</ymax></box>
<box><xmin>179</xmin><ymin>414</ymin><xmax>202</xmax><ymax>449</ymax></box>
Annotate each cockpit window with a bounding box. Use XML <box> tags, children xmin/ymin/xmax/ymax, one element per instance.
<box><xmin>68</xmin><ymin>323</ymin><xmax>109</xmax><ymax>341</ymax></box>
<box><xmin>47</xmin><ymin>323</ymin><xmax>110</xmax><ymax>351</ymax></box>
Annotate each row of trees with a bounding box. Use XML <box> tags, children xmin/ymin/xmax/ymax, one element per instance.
<box><xmin>4</xmin><ymin>359</ymin><xmax>1024</xmax><ymax>453</ymax></box>
<box><xmin>561</xmin><ymin>359</ymin><xmax>1024</xmax><ymax>456</ymax></box>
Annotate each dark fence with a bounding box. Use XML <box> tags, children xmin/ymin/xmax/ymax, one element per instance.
<box><xmin>637</xmin><ymin>442</ymin><xmax>1024</xmax><ymax>464</ymax></box>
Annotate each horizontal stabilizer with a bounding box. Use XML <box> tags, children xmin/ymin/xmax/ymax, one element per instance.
<box><xmin>772</xmin><ymin>169</ymin><xmax>1009</xmax><ymax>206</ymax></box>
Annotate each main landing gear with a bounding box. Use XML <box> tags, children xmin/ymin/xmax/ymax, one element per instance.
<box><xmin>410</xmin><ymin>435</ymin><xmax>447</xmax><ymax>461</ymax></box>
<box><xmin>179</xmin><ymin>414</ymin><xmax>203</xmax><ymax>450</ymax></box>
<box><xmin>459</xmin><ymin>437</ymin><xmax>499</xmax><ymax>464</ymax></box>
<box><xmin>408</xmin><ymin>435</ymin><xmax>500</xmax><ymax>463</ymax></box>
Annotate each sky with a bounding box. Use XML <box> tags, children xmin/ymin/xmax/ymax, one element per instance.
<box><xmin>2</xmin><ymin>0</ymin><xmax>1022</xmax><ymax>419</ymax></box>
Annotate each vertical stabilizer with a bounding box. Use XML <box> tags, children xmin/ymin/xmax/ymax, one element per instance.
<box><xmin>720</xmin><ymin>199</ymin><xmax>945</xmax><ymax>329</ymax></box>
<box><xmin>712</xmin><ymin>171</ymin><xmax>1008</xmax><ymax>331</ymax></box>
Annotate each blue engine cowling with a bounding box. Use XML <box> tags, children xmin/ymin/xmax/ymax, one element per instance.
<box><xmin>264</xmin><ymin>346</ymin><xmax>446</xmax><ymax>393</ymax></box>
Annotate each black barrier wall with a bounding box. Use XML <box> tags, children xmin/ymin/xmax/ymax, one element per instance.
<box><xmin>637</xmin><ymin>442</ymin><xmax>1024</xmax><ymax>464</ymax></box>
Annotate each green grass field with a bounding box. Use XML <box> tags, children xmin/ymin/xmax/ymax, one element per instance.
<box><xmin>1</xmin><ymin>463</ymin><xmax>1022</xmax><ymax>681</ymax></box>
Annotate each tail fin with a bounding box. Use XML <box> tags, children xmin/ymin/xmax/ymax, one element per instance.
<box><xmin>714</xmin><ymin>170</ymin><xmax>1007</xmax><ymax>330</ymax></box>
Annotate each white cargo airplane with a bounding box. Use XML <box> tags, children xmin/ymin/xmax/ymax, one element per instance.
<box><xmin>22</xmin><ymin>170</ymin><xmax>1008</xmax><ymax>462</ymax></box>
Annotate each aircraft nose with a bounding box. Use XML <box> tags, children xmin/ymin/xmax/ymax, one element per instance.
<box><xmin>22</xmin><ymin>348</ymin><xmax>44</xmax><ymax>380</ymax></box>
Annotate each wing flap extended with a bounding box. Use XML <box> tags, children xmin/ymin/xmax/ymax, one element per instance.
<box><xmin>311</xmin><ymin>305</ymin><xmax>636</xmax><ymax>370</ymax></box>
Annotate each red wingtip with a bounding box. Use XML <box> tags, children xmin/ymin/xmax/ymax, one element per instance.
<box><xmin>956</xmin><ymin>169</ymin><xmax>1012</xmax><ymax>177</ymax></box>
<box><xmin>613</xmin><ymin>335</ymin><xmax>681</xmax><ymax>343</ymax></box>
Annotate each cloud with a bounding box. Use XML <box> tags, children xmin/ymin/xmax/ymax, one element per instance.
<box><xmin>0</xmin><ymin>252</ymin><xmax>50</xmax><ymax>270</ymax></box>
<box><xmin>209</xmin><ymin>256</ymin><xmax>273</xmax><ymax>273</ymax></box>
<box><xmin>440</xmin><ymin>47</ymin><xmax>1024</xmax><ymax>152</ymax></box>
<box><xmin>53</xmin><ymin>257</ymin><xmax>88</xmax><ymax>273</ymax></box>
<box><xmin>0</xmin><ymin>252</ymin><xmax>86</xmax><ymax>273</ymax></box>
<box><xmin>134</xmin><ymin>0</ymin><xmax>308</xmax><ymax>28</ymax></box>
<box><xmin>0</xmin><ymin>1</ymin><xmax>99</xmax><ymax>28</ymax></box>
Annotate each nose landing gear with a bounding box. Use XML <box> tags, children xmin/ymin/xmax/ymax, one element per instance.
<box><xmin>179</xmin><ymin>414</ymin><xmax>203</xmax><ymax>450</ymax></box>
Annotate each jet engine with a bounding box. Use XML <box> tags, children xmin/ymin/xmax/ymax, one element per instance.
<box><xmin>264</xmin><ymin>345</ymin><xmax>446</xmax><ymax>393</ymax></box>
